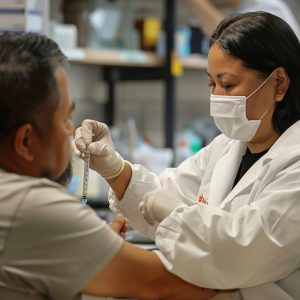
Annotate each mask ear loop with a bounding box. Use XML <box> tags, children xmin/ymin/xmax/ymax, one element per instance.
<box><xmin>259</xmin><ymin>99</ymin><xmax>277</xmax><ymax>120</ymax></box>
<box><xmin>246</xmin><ymin>69</ymin><xmax>276</xmax><ymax>100</ymax></box>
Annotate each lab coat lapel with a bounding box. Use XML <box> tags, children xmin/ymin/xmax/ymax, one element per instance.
<box><xmin>208</xmin><ymin>140</ymin><xmax>247</xmax><ymax>207</ymax></box>
<box><xmin>219</xmin><ymin>151</ymin><xmax>264</xmax><ymax>210</ymax></box>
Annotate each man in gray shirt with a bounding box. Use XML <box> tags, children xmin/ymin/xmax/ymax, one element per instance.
<box><xmin>0</xmin><ymin>33</ymin><xmax>234</xmax><ymax>300</ymax></box>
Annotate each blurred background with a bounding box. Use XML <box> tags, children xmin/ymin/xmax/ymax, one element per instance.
<box><xmin>3</xmin><ymin>0</ymin><xmax>300</xmax><ymax>209</ymax></box>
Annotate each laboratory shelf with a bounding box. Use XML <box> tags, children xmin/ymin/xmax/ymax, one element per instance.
<box><xmin>66</xmin><ymin>48</ymin><xmax>165</xmax><ymax>68</ymax></box>
<box><xmin>63</xmin><ymin>0</ymin><xmax>208</xmax><ymax>149</ymax></box>
<box><xmin>66</xmin><ymin>48</ymin><xmax>208</xmax><ymax>70</ymax></box>
<box><xmin>181</xmin><ymin>55</ymin><xmax>208</xmax><ymax>70</ymax></box>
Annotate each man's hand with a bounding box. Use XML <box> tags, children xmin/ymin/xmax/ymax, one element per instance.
<box><xmin>108</xmin><ymin>214</ymin><xmax>129</xmax><ymax>239</ymax></box>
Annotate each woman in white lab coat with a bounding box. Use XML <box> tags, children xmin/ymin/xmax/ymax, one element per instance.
<box><xmin>73</xmin><ymin>12</ymin><xmax>300</xmax><ymax>300</ymax></box>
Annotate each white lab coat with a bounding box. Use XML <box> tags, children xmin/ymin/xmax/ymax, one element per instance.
<box><xmin>109</xmin><ymin>120</ymin><xmax>300</xmax><ymax>300</ymax></box>
<box><xmin>237</xmin><ymin>0</ymin><xmax>300</xmax><ymax>40</ymax></box>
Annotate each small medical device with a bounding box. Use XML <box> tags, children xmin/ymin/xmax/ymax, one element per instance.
<box><xmin>82</xmin><ymin>134</ymin><xmax>95</xmax><ymax>206</ymax></box>
<box><xmin>82</xmin><ymin>152</ymin><xmax>91</xmax><ymax>205</ymax></box>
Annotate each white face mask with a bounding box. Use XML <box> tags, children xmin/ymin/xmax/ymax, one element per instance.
<box><xmin>210</xmin><ymin>70</ymin><xmax>276</xmax><ymax>142</ymax></box>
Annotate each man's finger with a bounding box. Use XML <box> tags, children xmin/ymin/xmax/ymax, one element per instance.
<box><xmin>120</xmin><ymin>222</ymin><xmax>129</xmax><ymax>234</ymax></box>
<box><xmin>109</xmin><ymin>214</ymin><xmax>125</xmax><ymax>233</ymax></box>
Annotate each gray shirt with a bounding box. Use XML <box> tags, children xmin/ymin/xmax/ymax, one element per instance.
<box><xmin>0</xmin><ymin>168</ymin><xmax>123</xmax><ymax>300</ymax></box>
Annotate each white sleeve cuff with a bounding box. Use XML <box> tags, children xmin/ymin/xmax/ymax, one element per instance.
<box><xmin>108</xmin><ymin>162</ymin><xmax>161</xmax><ymax>239</ymax></box>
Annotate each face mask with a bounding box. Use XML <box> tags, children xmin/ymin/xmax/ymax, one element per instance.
<box><xmin>210</xmin><ymin>70</ymin><xmax>276</xmax><ymax>142</ymax></box>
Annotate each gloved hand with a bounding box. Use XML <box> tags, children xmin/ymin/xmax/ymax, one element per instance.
<box><xmin>139</xmin><ymin>189</ymin><xmax>187</xmax><ymax>226</ymax></box>
<box><xmin>72</xmin><ymin>120</ymin><xmax>124</xmax><ymax>179</ymax></box>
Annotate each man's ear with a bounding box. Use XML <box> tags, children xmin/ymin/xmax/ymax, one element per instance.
<box><xmin>14</xmin><ymin>124</ymin><xmax>35</xmax><ymax>162</ymax></box>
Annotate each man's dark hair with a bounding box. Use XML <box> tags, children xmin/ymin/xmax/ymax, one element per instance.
<box><xmin>0</xmin><ymin>33</ymin><xmax>67</xmax><ymax>144</ymax></box>
<box><xmin>210</xmin><ymin>12</ymin><xmax>300</xmax><ymax>135</ymax></box>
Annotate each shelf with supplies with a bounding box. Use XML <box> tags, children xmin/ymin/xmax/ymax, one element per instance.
<box><xmin>61</xmin><ymin>0</ymin><xmax>209</xmax><ymax>149</ymax></box>
<box><xmin>64</xmin><ymin>48</ymin><xmax>165</xmax><ymax>68</ymax></box>
<box><xmin>64</xmin><ymin>48</ymin><xmax>208</xmax><ymax>70</ymax></box>
<box><xmin>181</xmin><ymin>55</ymin><xmax>208</xmax><ymax>70</ymax></box>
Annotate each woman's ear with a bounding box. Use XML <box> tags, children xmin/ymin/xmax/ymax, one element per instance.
<box><xmin>275</xmin><ymin>67</ymin><xmax>290</xmax><ymax>102</ymax></box>
<box><xmin>14</xmin><ymin>124</ymin><xmax>35</xmax><ymax>162</ymax></box>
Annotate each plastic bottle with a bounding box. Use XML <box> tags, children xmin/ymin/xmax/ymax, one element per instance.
<box><xmin>175</xmin><ymin>126</ymin><xmax>203</xmax><ymax>166</ymax></box>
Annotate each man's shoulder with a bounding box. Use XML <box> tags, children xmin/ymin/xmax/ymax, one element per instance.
<box><xmin>0</xmin><ymin>170</ymin><xmax>79</xmax><ymax>206</ymax></box>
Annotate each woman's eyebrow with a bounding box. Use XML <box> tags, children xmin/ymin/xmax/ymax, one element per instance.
<box><xmin>206</xmin><ymin>70</ymin><xmax>238</xmax><ymax>78</ymax></box>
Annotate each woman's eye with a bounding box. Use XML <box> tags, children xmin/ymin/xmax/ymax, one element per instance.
<box><xmin>223</xmin><ymin>85</ymin><xmax>233</xmax><ymax>89</ymax></box>
<box><xmin>208</xmin><ymin>83</ymin><xmax>216</xmax><ymax>88</ymax></box>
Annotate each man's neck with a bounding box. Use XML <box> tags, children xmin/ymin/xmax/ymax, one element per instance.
<box><xmin>0</xmin><ymin>155</ymin><xmax>39</xmax><ymax>178</ymax></box>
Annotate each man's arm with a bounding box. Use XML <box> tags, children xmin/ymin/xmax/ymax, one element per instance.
<box><xmin>185</xmin><ymin>0</ymin><xmax>225</xmax><ymax>36</ymax></box>
<box><xmin>81</xmin><ymin>241</ymin><xmax>233</xmax><ymax>300</ymax></box>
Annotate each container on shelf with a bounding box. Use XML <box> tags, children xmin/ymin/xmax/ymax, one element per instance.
<box><xmin>0</xmin><ymin>0</ymin><xmax>48</xmax><ymax>34</ymax></box>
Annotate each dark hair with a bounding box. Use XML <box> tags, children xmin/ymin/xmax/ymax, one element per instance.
<box><xmin>0</xmin><ymin>33</ymin><xmax>67</xmax><ymax>144</ymax></box>
<box><xmin>210</xmin><ymin>12</ymin><xmax>300</xmax><ymax>135</ymax></box>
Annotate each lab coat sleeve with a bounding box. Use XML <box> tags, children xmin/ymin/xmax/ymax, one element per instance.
<box><xmin>109</xmin><ymin>143</ymin><xmax>211</xmax><ymax>239</ymax></box>
<box><xmin>154</xmin><ymin>159</ymin><xmax>300</xmax><ymax>289</ymax></box>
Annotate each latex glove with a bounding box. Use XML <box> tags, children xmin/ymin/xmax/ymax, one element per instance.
<box><xmin>72</xmin><ymin>120</ymin><xmax>123</xmax><ymax>179</ymax></box>
<box><xmin>108</xmin><ymin>214</ymin><xmax>129</xmax><ymax>239</ymax></box>
<box><xmin>139</xmin><ymin>189</ymin><xmax>187</xmax><ymax>226</ymax></box>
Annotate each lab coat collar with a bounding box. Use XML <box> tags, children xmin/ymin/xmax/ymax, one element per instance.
<box><xmin>218</xmin><ymin>120</ymin><xmax>300</xmax><ymax>210</ymax></box>
<box><xmin>261</xmin><ymin>120</ymin><xmax>300</xmax><ymax>164</ymax></box>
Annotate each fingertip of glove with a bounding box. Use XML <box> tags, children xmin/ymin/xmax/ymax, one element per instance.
<box><xmin>88</xmin><ymin>143</ymin><xmax>96</xmax><ymax>153</ymax></box>
<box><xmin>73</xmin><ymin>149</ymin><xmax>81</xmax><ymax>157</ymax></box>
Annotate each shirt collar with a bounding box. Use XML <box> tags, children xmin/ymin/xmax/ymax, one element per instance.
<box><xmin>0</xmin><ymin>167</ymin><xmax>7</xmax><ymax>173</ymax></box>
<box><xmin>235</xmin><ymin>0</ymin><xmax>252</xmax><ymax>12</ymax></box>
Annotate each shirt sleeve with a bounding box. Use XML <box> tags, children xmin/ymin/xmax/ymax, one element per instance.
<box><xmin>109</xmin><ymin>145</ymin><xmax>210</xmax><ymax>239</ymax></box>
<box><xmin>2</xmin><ymin>184</ymin><xmax>123</xmax><ymax>300</ymax></box>
<box><xmin>154</xmin><ymin>159</ymin><xmax>300</xmax><ymax>289</ymax></box>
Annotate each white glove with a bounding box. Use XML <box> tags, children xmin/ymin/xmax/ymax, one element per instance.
<box><xmin>72</xmin><ymin>120</ymin><xmax>123</xmax><ymax>179</ymax></box>
<box><xmin>139</xmin><ymin>189</ymin><xmax>187</xmax><ymax>226</ymax></box>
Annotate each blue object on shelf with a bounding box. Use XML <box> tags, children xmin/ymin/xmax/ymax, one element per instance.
<box><xmin>176</xmin><ymin>27</ymin><xmax>191</xmax><ymax>57</ymax></box>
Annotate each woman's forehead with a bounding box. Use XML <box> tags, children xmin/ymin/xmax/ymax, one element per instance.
<box><xmin>207</xmin><ymin>44</ymin><xmax>253</xmax><ymax>78</ymax></box>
